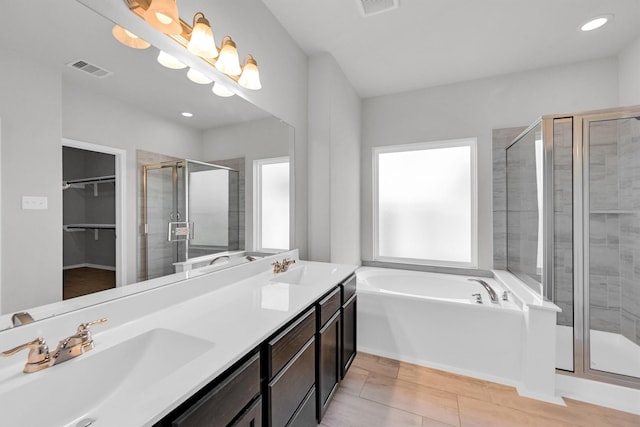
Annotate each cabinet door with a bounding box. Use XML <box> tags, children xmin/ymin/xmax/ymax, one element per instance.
<box><xmin>341</xmin><ymin>295</ymin><xmax>357</xmax><ymax>378</ymax></box>
<box><xmin>317</xmin><ymin>310</ymin><xmax>340</xmax><ymax>421</ymax></box>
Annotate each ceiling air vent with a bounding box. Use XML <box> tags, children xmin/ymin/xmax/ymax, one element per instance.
<box><xmin>67</xmin><ymin>59</ymin><xmax>113</xmax><ymax>79</ymax></box>
<box><xmin>358</xmin><ymin>0</ymin><xmax>398</xmax><ymax>17</ymax></box>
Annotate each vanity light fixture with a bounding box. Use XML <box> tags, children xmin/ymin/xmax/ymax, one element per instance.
<box><xmin>157</xmin><ymin>50</ymin><xmax>186</xmax><ymax>69</ymax></box>
<box><xmin>187</xmin><ymin>67</ymin><xmax>213</xmax><ymax>84</ymax></box>
<box><xmin>215</xmin><ymin>36</ymin><xmax>242</xmax><ymax>76</ymax></box>
<box><xmin>122</xmin><ymin>0</ymin><xmax>262</xmax><ymax>91</ymax></box>
<box><xmin>112</xmin><ymin>25</ymin><xmax>150</xmax><ymax>49</ymax></box>
<box><xmin>187</xmin><ymin>12</ymin><xmax>218</xmax><ymax>59</ymax></box>
<box><xmin>580</xmin><ymin>14</ymin><xmax>612</xmax><ymax>32</ymax></box>
<box><xmin>144</xmin><ymin>0</ymin><xmax>182</xmax><ymax>35</ymax></box>
<box><xmin>212</xmin><ymin>82</ymin><xmax>235</xmax><ymax>97</ymax></box>
<box><xmin>238</xmin><ymin>55</ymin><xmax>262</xmax><ymax>90</ymax></box>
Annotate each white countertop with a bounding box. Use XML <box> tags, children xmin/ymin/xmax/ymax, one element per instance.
<box><xmin>0</xmin><ymin>258</ymin><xmax>357</xmax><ymax>427</ymax></box>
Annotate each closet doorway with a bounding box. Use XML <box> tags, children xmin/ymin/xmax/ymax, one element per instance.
<box><xmin>62</xmin><ymin>139</ymin><xmax>126</xmax><ymax>299</ymax></box>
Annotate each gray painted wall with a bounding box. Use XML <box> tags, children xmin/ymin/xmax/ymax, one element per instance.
<box><xmin>363</xmin><ymin>57</ymin><xmax>619</xmax><ymax>270</ymax></box>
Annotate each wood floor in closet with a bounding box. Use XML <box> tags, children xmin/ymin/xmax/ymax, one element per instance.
<box><xmin>321</xmin><ymin>353</ymin><xmax>640</xmax><ymax>427</ymax></box>
<box><xmin>63</xmin><ymin>267</ymin><xmax>115</xmax><ymax>300</ymax></box>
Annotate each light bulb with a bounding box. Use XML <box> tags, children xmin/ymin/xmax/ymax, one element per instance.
<box><xmin>238</xmin><ymin>56</ymin><xmax>261</xmax><ymax>90</ymax></box>
<box><xmin>144</xmin><ymin>0</ymin><xmax>182</xmax><ymax>35</ymax></box>
<box><xmin>212</xmin><ymin>82</ymin><xmax>235</xmax><ymax>97</ymax></box>
<box><xmin>187</xmin><ymin>13</ymin><xmax>218</xmax><ymax>59</ymax></box>
<box><xmin>187</xmin><ymin>68</ymin><xmax>213</xmax><ymax>84</ymax></box>
<box><xmin>112</xmin><ymin>25</ymin><xmax>150</xmax><ymax>49</ymax></box>
<box><xmin>215</xmin><ymin>36</ymin><xmax>241</xmax><ymax>76</ymax></box>
<box><xmin>157</xmin><ymin>51</ymin><xmax>186</xmax><ymax>69</ymax></box>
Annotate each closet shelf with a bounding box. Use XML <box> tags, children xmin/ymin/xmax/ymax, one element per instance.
<box><xmin>590</xmin><ymin>210</ymin><xmax>635</xmax><ymax>215</ymax></box>
<box><xmin>64</xmin><ymin>175</ymin><xmax>116</xmax><ymax>186</ymax></box>
<box><xmin>64</xmin><ymin>224</ymin><xmax>116</xmax><ymax>232</ymax></box>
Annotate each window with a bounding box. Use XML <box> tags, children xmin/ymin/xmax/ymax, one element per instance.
<box><xmin>373</xmin><ymin>138</ymin><xmax>477</xmax><ymax>267</ymax></box>
<box><xmin>254</xmin><ymin>157</ymin><xmax>290</xmax><ymax>252</ymax></box>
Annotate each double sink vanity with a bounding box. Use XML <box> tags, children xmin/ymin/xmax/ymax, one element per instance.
<box><xmin>0</xmin><ymin>251</ymin><xmax>357</xmax><ymax>426</ymax></box>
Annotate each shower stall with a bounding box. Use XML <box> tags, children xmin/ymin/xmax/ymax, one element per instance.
<box><xmin>142</xmin><ymin>159</ymin><xmax>240</xmax><ymax>280</ymax></box>
<box><xmin>506</xmin><ymin>105</ymin><xmax>640</xmax><ymax>389</ymax></box>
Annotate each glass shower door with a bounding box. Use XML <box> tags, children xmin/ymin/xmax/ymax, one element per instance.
<box><xmin>585</xmin><ymin>115</ymin><xmax>640</xmax><ymax>380</ymax></box>
<box><xmin>143</xmin><ymin>162</ymin><xmax>186</xmax><ymax>279</ymax></box>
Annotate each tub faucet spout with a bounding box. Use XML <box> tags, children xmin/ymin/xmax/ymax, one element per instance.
<box><xmin>468</xmin><ymin>279</ymin><xmax>499</xmax><ymax>304</ymax></box>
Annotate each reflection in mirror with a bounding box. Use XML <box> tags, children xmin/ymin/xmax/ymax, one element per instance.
<box><xmin>0</xmin><ymin>0</ymin><xmax>293</xmax><ymax>329</ymax></box>
<box><xmin>506</xmin><ymin>121</ymin><xmax>544</xmax><ymax>294</ymax></box>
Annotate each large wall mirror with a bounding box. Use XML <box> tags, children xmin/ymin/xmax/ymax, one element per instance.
<box><xmin>0</xmin><ymin>0</ymin><xmax>294</xmax><ymax>329</ymax></box>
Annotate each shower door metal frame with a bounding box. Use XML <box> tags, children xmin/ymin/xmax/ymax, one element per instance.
<box><xmin>142</xmin><ymin>160</ymin><xmax>185</xmax><ymax>280</ymax></box>
<box><xmin>577</xmin><ymin>107</ymin><xmax>640</xmax><ymax>389</ymax></box>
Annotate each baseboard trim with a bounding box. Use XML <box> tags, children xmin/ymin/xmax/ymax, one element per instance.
<box><xmin>63</xmin><ymin>263</ymin><xmax>116</xmax><ymax>272</ymax></box>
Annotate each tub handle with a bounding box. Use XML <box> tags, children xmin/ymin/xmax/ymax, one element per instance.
<box><xmin>471</xmin><ymin>293</ymin><xmax>483</xmax><ymax>304</ymax></box>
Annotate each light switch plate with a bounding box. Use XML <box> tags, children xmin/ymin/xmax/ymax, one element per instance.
<box><xmin>22</xmin><ymin>196</ymin><xmax>48</xmax><ymax>210</ymax></box>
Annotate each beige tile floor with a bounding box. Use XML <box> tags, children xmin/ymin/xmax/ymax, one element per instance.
<box><xmin>320</xmin><ymin>353</ymin><xmax>640</xmax><ymax>427</ymax></box>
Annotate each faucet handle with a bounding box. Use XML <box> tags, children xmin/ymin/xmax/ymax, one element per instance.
<box><xmin>1</xmin><ymin>337</ymin><xmax>51</xmax><ymax>373</ymax></box>
<box><xmin>471</xmin><ymin>293</ymin><xmax>483</xmax><ymax>304</ymax></box>
<box><xmin>77</xmin><ymin>318</ymin><xmax>108</xmax><ymax>334</ymax></box>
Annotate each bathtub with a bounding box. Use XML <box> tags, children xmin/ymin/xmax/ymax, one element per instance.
<box><xmin>356</xmin><ymin>267</ymin><xmax>525</xmax><ymax>387</ymax></box>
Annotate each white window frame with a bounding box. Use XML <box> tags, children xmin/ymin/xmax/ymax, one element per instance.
<box><xmin>372</xmin><ymin>138</ymin><xmax>478</xmax><ymax>268</ymax></box>
<box><xmin>253</xmin><ymin>156</ymin><xmax>290</xmax><ymax>253</ymax></box>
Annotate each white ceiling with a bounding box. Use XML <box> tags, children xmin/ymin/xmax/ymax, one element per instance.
<box><xmin>0</xmin><ymin>0</ymin><xmax>271</xmax><ymax>130</ymax></box>
<box><xmin>262</xmin><ymin>0</ymin><xmax>640</xmax><ymax>98</ymax></box>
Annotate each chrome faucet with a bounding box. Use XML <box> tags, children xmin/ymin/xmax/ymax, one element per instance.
<box><xmin>209</xmin><ymin>255</ymin><xmax>230</xmax><ymax>265</ymax></box>
<box><xmin>468</xmin><ymin>279</ymin><xmax>499</xmax><ymax>304</ymax></box>
<box><xmin>11</xmin><ymin>312</ymin><xmax>34</xmax><ymax>327</ymax></box>
<box><xmin>272</xmin><ymin>258</ymin><xmax>295</xmax><ymax>273</ymax></box>
<box><xmin>1</xmin><ymin>318</ymin><xmax>107</xmax><ymax>373</ymax></box>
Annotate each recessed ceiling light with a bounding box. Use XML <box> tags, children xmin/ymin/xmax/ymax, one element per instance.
<box><xmin>181</xmin><ymin>112</ymin><xmax>193</xmax><ymax>117</ymax></box>
<box><xmin>580</xmin><ymin>15</ymin><xmax>613</xmax><ymax>32</ymax></box>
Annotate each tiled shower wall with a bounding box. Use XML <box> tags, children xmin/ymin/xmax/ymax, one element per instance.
<box><xmin>494</xmin><ymin>120</ymin><xmax>640</xmax><ymax>344</ymax></box>
<box><xmin>589</xmin><ymin>119</ymin><xmax>640</xmax><ymax>345</ymax></box>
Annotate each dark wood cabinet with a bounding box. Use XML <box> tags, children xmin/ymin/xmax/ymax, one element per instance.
<box><xmin>157</xmin><ymin>270</ymin><xmax>357</xmax><ymax>427</ymax></box>
<box><xmin>267</xmin><ymin>337</ymin><xmax>316</xmax><ymax>427</ymax></box>
<box><xmin>317</xmin><ymin>301</ymin><xmax>341</xmax><ymax>421</ymax></box>
<box><xmin>287</xmin><ymin>387</ymin><xmax>316</xmax><ymax>427</ymax></box>
<box><xmin>166</xmin><ymin>353</ymin><xmax>261</xmax><ymax>427</ymax></box>
<box><xmin>341</xmin><ymin>294</ymin><xmax>357</xmax><ymax>378</ymax></box>
<box><xmin>231</xmin><ymin>397</ymin><xmax>262</xmax><ymax>427</ymax></box>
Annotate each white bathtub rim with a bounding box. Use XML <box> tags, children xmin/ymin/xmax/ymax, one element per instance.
<box><xmin>358</xmin><ymin>346</ymin><xmax>566</xmax><ymax>405</ymax></box>
<box><xmin>493</xmin><ymin>270</ymin><xmax>561</xmax><ymax>313</ymax></box>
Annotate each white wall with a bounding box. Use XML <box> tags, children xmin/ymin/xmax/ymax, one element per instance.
<box><xmin>202</xmin><ymin>117</ymin><xmax>291</xmax><ymax>250</ymax></box>
<box><xmin>308</xmin><ymin>53</ymin><xmax>361</xmax><ymax>264</ymax></box>
<box><xmin>361</xmin><ymin>57</ymin><xmax>619</xmax><ymax>269</ymax></box>
<box><xmin>618</xmin><ymin>36</ymin><xmax>640</xmax><ymax>106</ymax></box>
<box><xmin>0</xmin><ymin>48</ymin><xmax>63</xmax><ymax>313</ymax></box>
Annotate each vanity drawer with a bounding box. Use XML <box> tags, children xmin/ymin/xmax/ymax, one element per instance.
<box><xmin>318</xmin><ymin>287</ymin><xmax>341</xmax><ymax>327</ymax></box>
<box><xmin>341</xmin><ymin>274</ymin><xmax>356</xmax><ymax>304</ymax></box>
<box><xmin>231</xmin><ymin>396</ymin><xmax>262</xmax><ymax>427</ymax></box>
<box><xmin>287</xmin><ymin>387</ymin><xmax>316</xmax><ymax>427</ymax></box>
<box><xmin>172</xmin><ymin>353</ymin><xmax>261</xmax><ymax>427</ymax></box>
<box><xmin>268</xmin><ymin>337</ymin><xmax>316</xmax><ymax>427</ymax></box>
<box><xmin>267</xmin><ymin>307</ymin><xmax>315</xmax><ymax>379</ymax></box>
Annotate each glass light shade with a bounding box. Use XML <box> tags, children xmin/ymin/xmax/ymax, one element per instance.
<box><xmin>144</xmin><ymin>0</ymin><xmax>182</xmax><ymax>35</ymax></box>
<box><xmin>212</xmin><ymin>82</ymin><xmax>235</xmax><ymax>97</ymax></box>
<box><xmin>215</xmin><ymin>37</ymin><xmax>241</xmax><ymax>76</ymax></box>
<box><xmin>187</xmin><ymin>14</ymin><xmax>218</xmax><ymax>59</ymax></box>
<box><xmin>112</xmin><ymin>25</ymin><xmax>150</xmax><ymax>49</ymax></box>
<box><xmin>238</xmin><ymin>57</ymin><xmax>261</xmax><ymax>90</ymax></box>
<box><xmin>157</xmin><ymin>51</ymin><xmax>186</xmax><ymax>69</ymax></box>
<box><xmin>187</xmin><ymin>68</ymin><xmax>213</xmax><ymax>84</ymax></box>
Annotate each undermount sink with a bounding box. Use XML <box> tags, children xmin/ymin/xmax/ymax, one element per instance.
<box><xmin>0</xmin><ymin>328</ymin><xmax>214</xmax><ymax>427</ymax></box>
<box><xmin>270</xmin><ymin>262</ymin><xmax>340</xmax><ymax>286</ymax></box>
